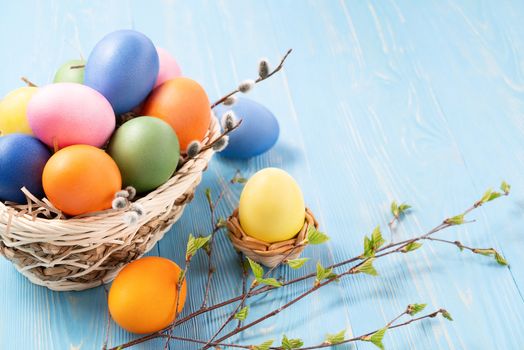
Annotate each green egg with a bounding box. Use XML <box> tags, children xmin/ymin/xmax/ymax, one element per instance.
<box><xmin>53</xmin><ymin>59</ymin><xmax>86</xmax><ymax>83</ymax></box>
<box><xmin>107</xmin><ymin>117</ymin><xmax>180</xmax><ymax>193</ymax></box>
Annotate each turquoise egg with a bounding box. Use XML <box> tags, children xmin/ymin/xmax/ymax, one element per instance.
<box><xmin>107</xmin><ymin>117</ymin><xmax>180</xmax><ymax>193</ymax></box>
<box><xmin>213</xmin><ymin>98</ymin><xmax>279</xmax><ymax>159</ymax></box>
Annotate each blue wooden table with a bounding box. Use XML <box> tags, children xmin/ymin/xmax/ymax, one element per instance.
<box><xmin>2</xmin><ymin>1</ymin><xmax>524</xmax><ymax>349</ymax></box>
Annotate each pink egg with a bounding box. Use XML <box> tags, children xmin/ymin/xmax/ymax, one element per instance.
<box><xmin>27</xmin><ymin>83</ymin><xmax>115</xmax><ymax>149</ymax></box>
<box><xmin>154</xmin><ymin>47</ymin><xmax>182</xmax><ymax>88</ymax></box>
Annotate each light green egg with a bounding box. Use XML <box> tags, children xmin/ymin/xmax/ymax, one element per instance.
<box><xmin>53</xmin><ymin>59</ymin><xmax>86</xmax><ymax>83</ymax></box>
<box><xmin>107</xmin><ymin>117</ymin><xmax>180</xmax><ymax>193</ymax></box>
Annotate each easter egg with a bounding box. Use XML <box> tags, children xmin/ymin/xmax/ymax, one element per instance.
<box><xmin>84</xmin><ymin>30</ymin><xmax>159</xmax><ymax>115</ymax></box>
<box><xmin>107</xmin><ymin>117</ymin><xmax>180</xmax><ymax>193</ymax></box>
<box><xmin>42</xmin><ymin>145</ymin><xmax>121</xmax><ymax>216</ymax></box>
<box><xmin>155</xmin><ymin>47</ymin><xmax>182</xmax><ymax>88</ymax></box>
<box><xmin>0</xmin><ymin>87</ymin><xmax>38</xmax><ymax>135</ymax></box>
<box><xmin>142</xmin><ymin>77</ymin><xmax>210</xmax><ymax>151</ymax></box>
<box><xmin>214</xmin><ymin>97</ymin><xmax>279</xmax><ymax>159</ymax></box>
<box><xmin>0</xmin><ymin>134</ymin><xmax>51</xmax><ymax>203</ymax></box>
<box><xmin>53</xmin><ymin>59</ymin><xmax>86</xmax><ymax>83</ymax></box>
<box><xmin>108</xmin><ymin>256</ymin><xmax>187</xmax><ymax>334</ymax></box>
<box><xmin>239</xmin><ymin>168</ymin><xmax>305</xmax><ymax>243</ymax></box>
<box><xmin>27</xmin><ymin>83</ymin><xmax>115</xmax><ymax>149</ymax></box>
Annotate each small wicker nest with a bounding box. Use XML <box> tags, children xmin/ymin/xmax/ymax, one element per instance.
<box><xmin>0</xmin><ymin>116</ymin><xmax>220</xmax><ymax>291</ymax></box>
<box><xmin>227</xmin><ymin>208</ymin><xmax>318</xmax><ymax>267</ymax></box>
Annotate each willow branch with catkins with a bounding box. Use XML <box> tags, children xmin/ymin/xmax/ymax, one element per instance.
<box><xmin>106</xmin><ymin>46</ymin><xmax>511</xmax><ymax>350</ymax></box>
<box><xmin>109</xmin><ymin>180</ymin><xmax>510</xmax><ymax>350</ymax></box>
<box><xmin>211</xmin><ymin>49</ymin><xmax>293</xmax><ymax>109</ymax></box>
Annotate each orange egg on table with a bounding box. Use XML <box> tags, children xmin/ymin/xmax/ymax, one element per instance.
<box><xmin>142</xmin><ymin>77</ymin><xmax>210</xmax><ymax>151</ymax></box>
<box><xmin>108</xmin><ymin>256</ymin><xmax>187</xmax><ymax>334</ymax></box>
<box><xmin>42</xmin><ymin>145</ymin><xmax>121</xmax><ymax>216</ymax></box>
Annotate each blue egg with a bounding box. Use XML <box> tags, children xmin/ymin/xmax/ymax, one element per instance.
<box><xmin>84</xmin><ymin>30</ymin><xmax>159</xmax><ymax>115</ymax></box>
<box><xmin>214</xmin><ymin>97</ymin><xmax>279</xmax><ymax>159</ymax></box>
<box><xmin>0</xmin><ymin>134</ymin><xmax>51</xmax><ymax>203</ymax></box>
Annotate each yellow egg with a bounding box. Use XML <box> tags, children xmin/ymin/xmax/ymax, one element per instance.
<box><xmin>0</xmin><ymin>87</ymin><xmax>37</xmax><ymax>135</ymax></box>
<box><xmin>239</xmin><ymin>168</ymin><xmax>305</xmax><ymax>243</ymax></box>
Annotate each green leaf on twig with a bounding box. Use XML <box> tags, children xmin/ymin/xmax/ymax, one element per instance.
<box><xmin>247</xmin><ymin>258</ymin><xmax>264</xmax><ymax>279</ymax></box>
<box><xmin>391</xmin><ymin>201</ymin><xmax>411</xmax><ymax>219</ymax></box>
<box><xmin>363</xmin><ymin>226</ymin><xmax>385</xmax><ymax>258</ymax></box>
<box><xmin>242</xmin><ymin>258</ymin><xmax>251</xmax><ymax>273</ymax></box>
<box><xmin>185</xmin><ymin>234</ymin><xmax>211</xmax><ymax>261</ymax></box>
<box><xmin>286</xmin><ymin>257</ymin><xmax>310</xmax><ymax>269</ymax></box>
<box><xmin>252</xmin><ymin>339</ymin><xmax>274</xmax><ymax>350</ymax></box>
<box><xmin>500</xmin><ymin>181</ymin><xmax>511</xmax><ymax>195</ymax></box>
<box><xmin>407</xmin><ymin>303</ymin><xmax>427</xmax><ymax>316</ymax></box>
<box><xmin>495</xmin><ymin>252</ymin><xmax>508</xmax><ymax>266</ymax></box>
<box><xmin>281</xmin><ymin>335</ymin><xmax>304</xmax><ymax>349</ymax></box>
<box><xmin>324</xmin><ymin>330</ymin><xmax>345</xmax><ymax>345</ymax></box>
<box><xmin>372</xmin><ymin>226</ymin><xmax>385</xmax><ymax>249</ymax></box>
<box><xmin>399</xmin><ymin>203</ymin><xmax>411</xmax><ymax>213</ymax></box>
<box><xmin>315</xmin><ymin>262</ymin><xmax>337</xmax><ymax>286</ymax></box>
<box><xmin>202</xmin><ymin>240</ymin><xmax>212</xmax><ymax>255</ymax></box>
<box><xmin>362</xmin><ymin>327</ymin><xmax>387</xmax><ymax>350</ymax></box>
<box><xmin>472</xmin><ymin>248</ymin><xmax>508</xmax><ymax>266</ymax></box>
<box><xmin>441</xmin><ymin>309</ymin><xmax>453</xmax><ymax>321</ymax></box>
<box><xmin>479</xmin><ymin>188</ymin><xmax>502</xmax><ymax>204</ymax></box>
<box><xmin>363</xmin><ymin>236</ymin><xmax>374</xmax><ymax>257</ymax></box>
<box><xmin>216</xmin><ymin>217</ymin><xmax>227</xmax><ymax>228</ymax></box>
<box><xmin>354</xmin><ymin>258</ymin><xmax>378</xmax><ymax>276</ymax></box>
<box><xmin>473</xmin><ymin>248</ymin><xmax>496</xmax><ymax>256</ymax></box>
<box><xmin>401</xmin><ymin>241</ymin><xmax>423</xmax><ymax>253</ymax></box>
<box><xmin>177</xmin><ymin>269</ymin><xmax>187</xmax><ymax>285</ymax></box>
<box><xmin>205</xmin><ymin>188</ymin><xmax>212</xmax><ymax>204</ymax></box>
<box><xmin>307</xmin><ymin>226</ymin><xmax>330</xmax><ymax>245</ymax></box>
<box><xmin>234</xmin><ymin>306</ymin><xmax>249</xmax><ymax>321</ymax></box>
<box><xmin>445</xmin><ymin>214</ymin><xmax>464</xmax><ymax>225</ymax></box>
<box><xmin>256</xmin><ymin>277</ymin><xmax>282</xmax><ymax>288</ymax></box>
<box><xmin>391</xmin><ymin>201</ymin><xmax>399</xmax><ymax>218</ymax></box>
<box><xmin>231</xmin><ymin>172</ymin><xmax>248</xmax><ymax>184</ymax></box>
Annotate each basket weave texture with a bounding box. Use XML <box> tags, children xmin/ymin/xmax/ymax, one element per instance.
<box><xmin>227</xmin><ymin>208</ymin><xmax>318</xmax><ymax>267</ymax></box>
<box><xmin>0</xmin><ymin>117</ymin><xmax>220</xmax><ymax>291</ymax></box>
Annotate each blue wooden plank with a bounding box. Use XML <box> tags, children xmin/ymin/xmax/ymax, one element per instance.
<box><xmin>1</xmin><ymin>1</ymin><xmax>524</xmax><ymax>349</ymax></box>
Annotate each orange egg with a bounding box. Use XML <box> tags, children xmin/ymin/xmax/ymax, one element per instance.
<box><xmin>142</xmin><ymin>77</ymin><xmax>210</xmax><ymax>151</ymax></box>
<box><xmin>42</xmin><ymin>145</ymin><xmax>121</xmax><ymax>216</ymax></box>
<box><xmin>108</xmin><ymin>257</ymin><xmax>187</xmax><ymax>334</ymax></box>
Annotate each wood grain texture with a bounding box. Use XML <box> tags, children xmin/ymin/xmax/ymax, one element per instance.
<box><xmin>1</xmin><ymin>1</ymin><xmax>524</xmax><ymax>349</ymax></box>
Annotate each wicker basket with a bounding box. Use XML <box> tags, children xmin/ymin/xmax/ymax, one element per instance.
<box><xmin>227</xmin><ymin>208</ymin><xmax>318</xmax><ymax>267</ymax></box>
<box><xmin>0</xmin><ymin>116</ymin><xmax>220</xmax><ymax>291</ymax></box>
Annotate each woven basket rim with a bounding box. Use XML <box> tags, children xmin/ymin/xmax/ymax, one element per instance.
<box><xmin>0</xmin><ymin>115</ymin><xmax>220</xmax><ymax>291</ymax></box>
<box><xmin>0</xmin><ymin>115</ymin><xmax>219</xmax><ymax>225</ymax></box>
<box><xmin>227</xmin><ymin>207</ymin><xmax>318</xmax><ymax>267</ymax></box>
